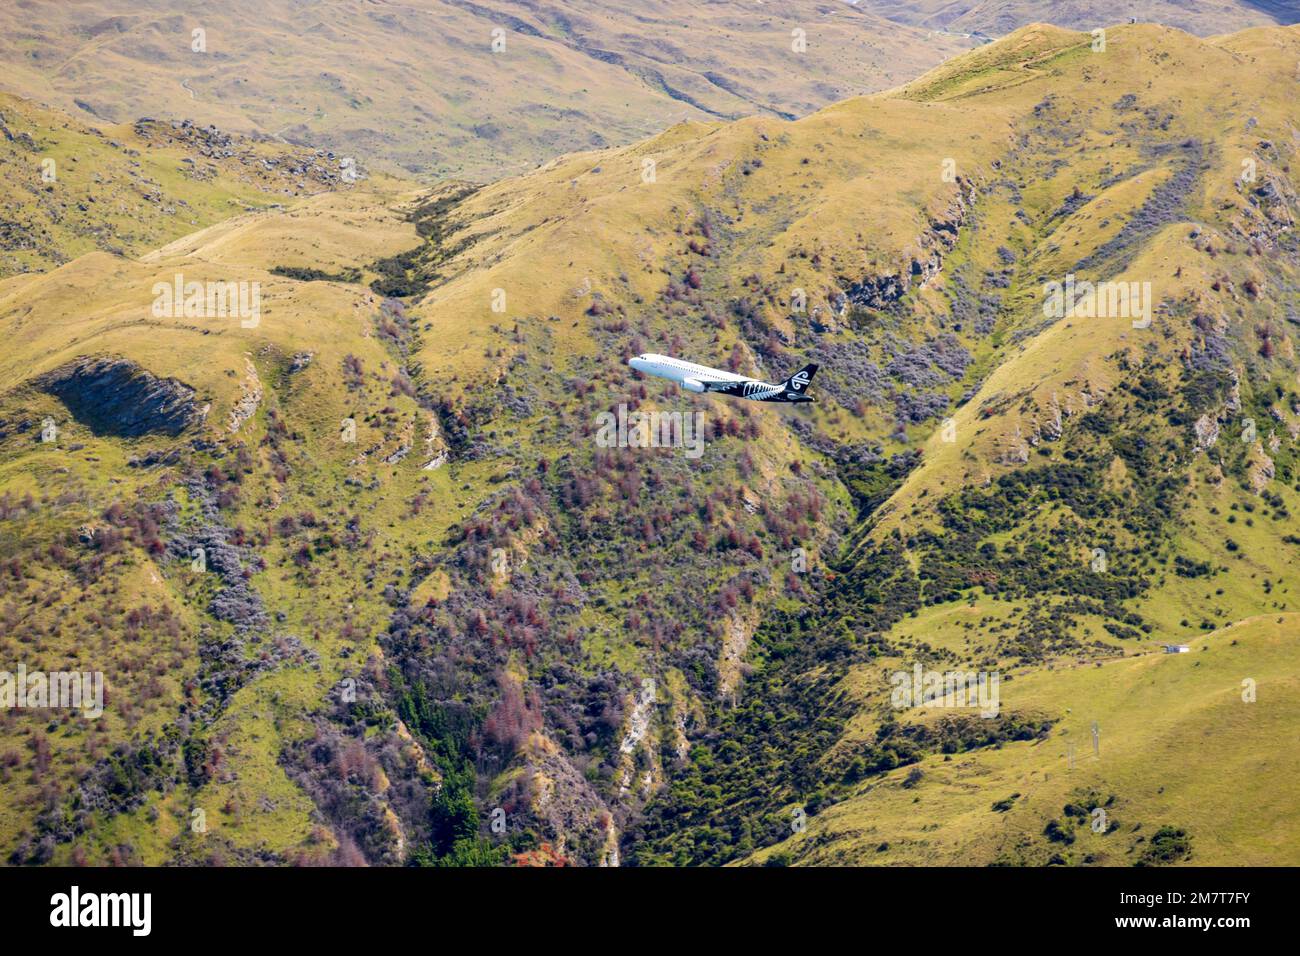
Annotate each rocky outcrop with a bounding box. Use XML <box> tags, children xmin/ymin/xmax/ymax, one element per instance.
<box><xmin>1001</xmin><ymin>425</ymin><xmax>1031</xmax><ymax>464</ymax></box>
<box><xmin>37</xmin><ymin>356</ymin><xmax>206</xmax><ymax>437</ymax></box>
<box><xmin>840</xmin><ymin>177</ymin><xmax>977</xmax><ymax>311</ymax></box>
<box><xmin>718</xmin><ymin>611</ymin><xmax>757</xmax><ymax>701</ymax></box>
<box><xmin>617</xmin><ymin>678</ymin><xmax>659</xmax><ymax>798</ymax></box>
<box><xmin>598</xmin><ymin>815</ymin><xmax>620</xmax><ymax>868</ymax></box>
<box><xmin>1041</xmin><ymin>393</ymin><xmax>1064</xmax><ymax>442</ymax></box>
<box><xmin>228</xmin><ymin>358</ymin><xmax>262</xmax><ymax>434</ymax></box>
<box><xmin>1193</xmin><ymin>414</ymin><xmax>1220</xmax><ymax>451</ymax></box>
<box><xmin>843</xmin><ymin>271</ymin><xmax>912</xmax><ymax>310</ymax></box>
<box><xmin>169</xmin><ymin>477</ymin><xmax>269</xmax><ymax>634</ymax></box>
<box><xmin>133</xmin><ymin>118</ymin><xmax>357</xmax><ymax>190</ymax></box>
<box><xmin>618</xmin><ymin>679</ymin><xmax>656</xmax><ymax>756</ymax></box>
<box><xmin>1248</xmin><ymin>443</ymin><xmax>1275</xmax><ymax>493</ymax></box>
<box><xmin>421</xmin><ymin>411</ymin><xmax>450</xmax><ymax>470</ymax></box>
<box><xmin>525</xmin><ymin>733</ymin><xmax>612</xmax><ymax>865</ymax></box>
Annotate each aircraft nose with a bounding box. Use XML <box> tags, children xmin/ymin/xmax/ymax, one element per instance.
<box><xmin>628</xmin><ymin>356</ymin><xmax>646</xmax><ymax>372</ymax></box>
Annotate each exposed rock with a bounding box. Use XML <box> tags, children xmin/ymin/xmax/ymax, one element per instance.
<box><xmin>133</xmin><ymin>118</ymin><xmax>354</xmax><ymax>193</ymax></box>
<box><xmin>1042</xmin><ymin>393</ymin><xmax>1064</xmax><ymax>441</ymax></box>
<box><xmin>228</xmin><ymin>358</ymin><xmax>262</xmax><ymax>433</ymax></box>
<box><xmin>841</xmin><ymin>177</ymin><xmax>976</xmax><ymax>311</ymax></box>
<box><xmin>1248</xmin><ymin>443</ymin><xmax>1275</xmax><ymax>493</ymax></box>
<box><xmin>599</xmin><ymin>815</ymin><xmax>620</xmax><ymax>868</ymax></box>
<box><xmin>1193</xmin><ymin>414</ymin><xmax>1220</xmax><ymax>451</ymax></box>
<box><xmin>617</xmin><ymin>678</ymin><xmax>658</xmax><ymax>798</ymax></box>
<box><xmin>422</xmin><ymin>412</ymin><xmax>450</xmax><ymax>469</ymax></box>
<box><xmin>1002</xmin><ymin>425</ymin><xmax>1031</xmax><ymax>464</ymax></box>
<box><xmin>127</xmin><ymin>447</ymin><xmax>182</xmax><ymax>468</ymax></box>
<box><xmin>618</xmin><ymin>678</ymin><xmax>657</xmax><ymax>756</ymax></box>
<box><xmin>718</xmin><ymin>611</ymin><xmax>756</xmax><ymax>700</ymax></box>
<box><xmin>1226</xmin><ymin>370</ymin><xmax>1242</xmax><ymax>414</ymax></box>
<box><xmin>37</xmin><ymin>356</ymin><xmax>205</xmax><ymax>437</ymax></box>
<box><xmin>843</xmin><ymin>270</ymin><xmax>910</xmax><ymax>310</ymax></box>
<box><xmin>525</xmin><ymin>733</ymin><xmax>611</xmax><ymax>866</ymax></box>
<box><xmin>671</xmin><ymin>708</ymin><xmax>690</xmax><ymax>761</ymax></box>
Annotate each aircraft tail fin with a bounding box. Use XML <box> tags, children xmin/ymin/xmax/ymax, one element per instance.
<box><xmin>780</xmin><ymin>363</ymin><xmax>818</xmax><ymax>400</ymax></box>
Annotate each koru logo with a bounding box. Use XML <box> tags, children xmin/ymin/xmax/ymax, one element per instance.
<box><xmin>790</xmin><ymin>371</ymin><xmax>810</xmax><ymax>390</ymax></box>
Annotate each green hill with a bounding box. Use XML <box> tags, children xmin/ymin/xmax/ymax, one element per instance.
<box><xmin>0</xmin><ymin>22</ymin><xmax>1297</xmax><ymax>866</ymax></box>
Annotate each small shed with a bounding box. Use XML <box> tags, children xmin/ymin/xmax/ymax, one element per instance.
<box><xmin>1163</xmin><ymin>644</ymin><xmax>1191</xmax><ymax>654</ymax></box>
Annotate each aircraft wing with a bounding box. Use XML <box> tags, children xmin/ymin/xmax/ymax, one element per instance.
<box><xmin>696</xmin><ymin>377</ymin><xmax>745</xmax><ymax>392</ymax></box>
<box><xmin>681</xmin><ymin>376</ymin><xmax>742</xmax><ymax>394</ymax></box>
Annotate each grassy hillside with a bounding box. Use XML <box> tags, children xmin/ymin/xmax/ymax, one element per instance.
<box><xmin>0</xmin><ymin>91</ymin><xmax>361</xmax><ymax>278</ymax></box>
<box><xmin>859</xmin><ymin>1</ymin><xmax>1293</xmax><ymax>37</ymax></box>
<box><xmin>0</xmin><ymin>0</ymin><xmax>974</xmax><ymax>182</ymax></box>
<box><xmin>0</xmin><ymin>22</ymin><xmax>1297</xmax><ymax>867</ymax></box>
<box><xmin>745</xmin><ymin>614</ymin><xmax>1300</xmax><ymax>866</ymax></box>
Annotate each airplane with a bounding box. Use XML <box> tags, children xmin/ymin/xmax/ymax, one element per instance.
<box><xmin>628</xmin><ymin>353</ymin><xmax>818</xmax><ymax>403</ymax></box>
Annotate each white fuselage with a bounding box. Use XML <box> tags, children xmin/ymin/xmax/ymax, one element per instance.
<box><xmin>628</xmin><ymin>353</ymin><xmax>770</xmax><ymax>393</ymax></box>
